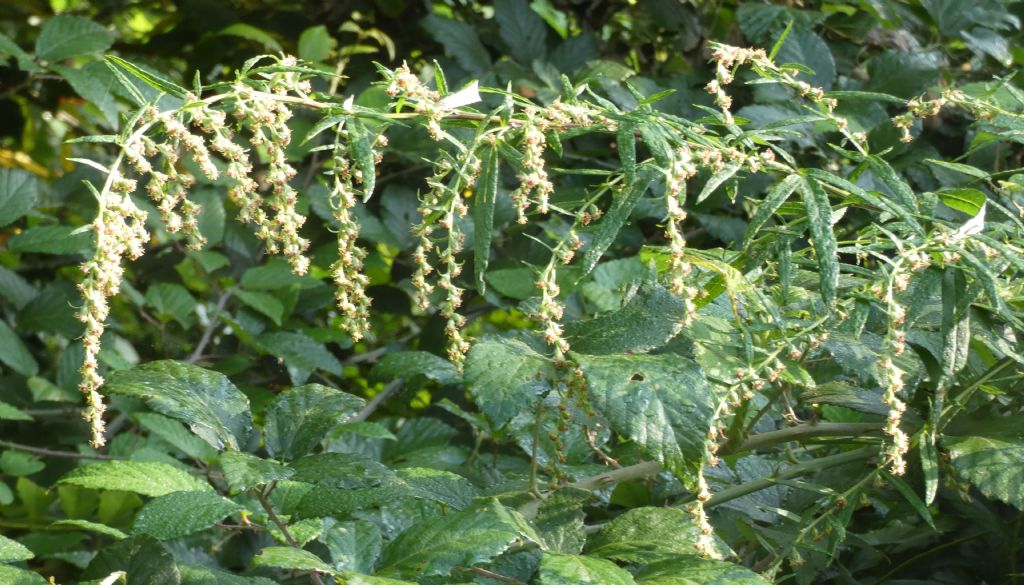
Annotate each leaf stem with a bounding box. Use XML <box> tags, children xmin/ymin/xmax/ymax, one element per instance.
<box><xmin>0</xmin><ymin>439</ymin><xmax>123</xmax><ymax>460</ymax></box>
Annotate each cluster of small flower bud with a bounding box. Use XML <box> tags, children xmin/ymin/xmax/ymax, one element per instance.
<box><xmin>77</xmin><ymin>174</ymin><xmax>150</xmax><ymax>446</ymax></box>
<box><xmin>385</xmin><ymin>63</ymin><xmax>446</xmax><ymax>140</ymax></box>
<box><xmin>879</xmin><ymin>355</ymin><xmax>908</xmax><ymax>475</ymax></box>
<box><xmin>510</xmin><ymin>121</ymin><xmax>554</xmax><ymax>223</ymax></box>
<box><xmin>664</xmin><ymin>147</ymin><xmax>699</xmax><ymax>323</ymax></box>
<box><xmin>892</xmin><ymin>96</ymin><xmax>946</xmax><ymax>143</ymax></box>
<box><xmin>705</xmin><ymin>45</ymin><xmax>769</xmax><ymax>124</ymax></box>
<box><xmin>537</xmin><ymin>267</ymin><xmax>569</xmax><ymax>359</ymax></box>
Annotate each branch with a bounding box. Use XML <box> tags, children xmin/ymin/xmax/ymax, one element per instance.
<box><xmin>256</xmin><ymin>485</ymin><xmax>325</xmax><ymax>585</ymax></box>
<box><xmin>187</xmin><ymin>289</ymin><xmax>233</xmax><ymax>364</ymax></box>
<box><xmin>722</xmin><ymin>422</ymin><xmax>884</xmax><ymax>454</ymax></box>
<box><xmin>351</xmin><ymin>378</ymin><xmax>403</xmax><ymax>422</ymax></box>
<box><xmin>0</xmin><ymin>440</ymin><xmax>123</xmax><ymax>461</ymax></box>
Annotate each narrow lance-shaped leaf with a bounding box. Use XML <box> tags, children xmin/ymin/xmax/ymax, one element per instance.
<box><xmin>744</xmin><ymin>173</ymin><xmax>802</xmax><ymax>241</ymax></box>
<box><xmin>582</xmin><ymin>168</ymin><xmax>657</xmax><ymax>276</ymax></box>
<box><xmin>617</xmin><ymin>123</ymin><xmax>636</xmax><ymax>184</ymax></box>
<box><xmin>348</xmin><ymin>119</ymin><xmax>377</xmax><ymax>202</ymax></box>
<box><xmin>105</xmin><ymin>55</ymin><xmax>188</xmax><ymax>99</ymax></box>
<box><xmin>798</xmin><ymin>176</ymin><xmax>839</xmax><ymax>307</ymax></box>
<box><xmin>473</xmin><ymin>145</ymin><xmax>500</xmax><ymax>294</ymax></box>
<box><xmin>696</xmin><ymin>161</ymin><xmax>741</xmax><ymax>204</ymax></box>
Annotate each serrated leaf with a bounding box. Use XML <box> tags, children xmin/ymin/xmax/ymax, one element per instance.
<box><xmin>252</xmin><ymin>547</ymin><xmax>334</xmax><ymax>574</ymax></box>
<box><xmin>565</xmin><ymin>285</ymin><xmax>687</xmax><ymax>355</ymax></box>
<box><xmin>395</xmin><ymin>467</ymin><xmax>478</xmax><ymax>510</ymax></box>
<box><xmin>264</xmin><ymin>384</ymin><xmax>364</xmax><ymax>460</ymax></box>
<box><xmin>0</xmin><ymin>266</ymin><xmax>38</xmax><ymax>310</ymax></box>
<box><xmin>257</xmin><ymin>332</ymin><xmax>343</xmax><ymax>386</ymax></box>
<box><xmin>494</xmin><ymin>0</ymin><xmax>548</xmax><ymax>64</ymax></box>
<box><xmin>473</xmin><ymin>145</ymin><xmax>500</xmax><ymax>294</ymax></box>
<box><xmin>587</xmin><ymin>507</ymin><xmax>724</xmax><ymax>562</ymax></box>
<box><xmin>937</xmin><ymin>187</ymin><xmax>986</xmax><ymax>217</ymax></box>
<box><xmin>0</xmin><ymin>320</ymin><xmax>38</xmax><ymax>377</ymax></box>
<box><xmin>133</xmin><ymin>491</ymin><xmax>242</xmax><ymax>540</ymax></box>
<box><xmin>0</xmin><ymin>451</ymin><xmax>44</xmax><ymax>476</ymax></box>
<box><xmin>539</xmin><ymin>553</ymin><xmax>636</xmax><ymax>585</ymax></box>
<box><xmin>0</xmin><ymin>169</ymin><xmax>39</xmax><ymax>228</ymax></box>
<box><xmin>421</xmin><ymin>15</ymin><xmax>491</xmax><ymax>76</ymax></box>
<box><xmin>7</xmin><ymin>225</ymin><xmax>93</xmax><ymax>255</ymax></box>
<box><xmin>371</xmin><ymin>351</ymin><xmax>459</xmax><ymax>385</ymax></box>
<box><xmin>0</xmin><ymin>535</ymin><xmax>33</xmax><ymax>562</ymax></box>
<box><xmin>0</xmin><ymin>400</ymin><xmax>31</xmax><ymax>421</ymax></box>
<box><xmin>582</xmin><ymin>169</ymin><xmax>657</xmax><ymax>275</ymax></box>
<box><xmin>298</xmin><ymin>25</ymin><xmax>336</xmax><ymax>62</ymax></box>
<box><xmin>234</xmin><ymin>289</ymin><xmax>285</xmax><ymax>325</ymax></box>
<box><xmin>52</xmin><ymin>62</ymin><xmax>120</xmax><ymax>129</ymax></box>
<box><xmin>634</xmin><ymin>557</ymin><xmax>771</xmax><ymax>584</ymax></box>
<box><xmin>105</xmin><ymin>361</ymin><xmax>253</xmax><ymax>451</ymax></box>
<box><xmin>0</xmin><ymin>31</ymin><xmax>39</xmax><ymax>72</ymax></box>
<box><xmin>465</xmin><ymin>335</ymin><xmax>556</xmax><ymax>428</ymax></box>
<box><xmin>744</xmin><ymin>173</ymin><xmax>802</xmax><ymax>240</ymax></box>
<box><xmin>135</xmin><ymin>412</ymin><xmax>217</xmax><ymax>460</ymax></box>
<box><xmin>35</xmin><ymin>15</ymin><xmax>114</xmax><ymax>62</ymax></box>
<box><xmin>81</xmin><ymin>534</ymin><xmax>180</xmax><ymax>584</ymax></box>
<box><xmin>774</xmin><ymin>26</ymin><xmax>835</xmax><ymax>90</ymax></box>
<box><xmin>321</xmin><ymin>519</ymin><xmax>382</xmax><ymax>575</ymax></box>
<box><xmin>377</xmin><ymin>498</ymin><xmax>532</xmax><ymax>579</ymax></box>
<box><xmin>799</xmin><ymin>176</ymin><xmax>838</xmax><ymax>307</ymax></box>
<box><xmin>696</xmin><ymin>161</ymin><xmax>741</xmax><ymax>204</ymax></box>
<box><xmin>145</xmin><ymin>283</ymin><xmax>197</xmax><ymax>328</ymax></box>
<box><xmin>576</xmin><ymin>354</ymin><xmax>717</xmax><ymax>478</ymax></box>
<box><xmin>220</xmin><ymin>451</ymin><xmax>294</xmax><ymax>492</ymax></box>
<box><xmin>59</xmin><ymin>461</ymin><xmax>211</xmax><ymax>497</ymax></box>
<box><xmin>945</xmin><ymin>427</ymin><xmax>1024</xmax><ymax>510</ymax></box>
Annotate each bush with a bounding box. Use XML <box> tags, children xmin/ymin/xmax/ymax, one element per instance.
<box><xmin>1</xmin><ymin>2</ymin><xmax>1023</xmax><ymax>584</ymax></box>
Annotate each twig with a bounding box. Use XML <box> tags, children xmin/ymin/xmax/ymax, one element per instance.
<box><xmin>187</xmin><ymin>289</ymin><xmax>233</xmax><ymax>364</ymax></box>
<box><xmin>468</xmin><ymin>566</ymin><xmax>526</xmax><ymax>584</ymax></box>
<box><xmin>256</xmin><ymin>484</ymin><xmax>325</xmax><ymax>585</ymax></box>
<box><xmin>0</xmin><ymin>440</ymin><xmax>123</xmax><ymax>461</ymax></box>
<box><xmin>351</xmin><ymin>378</ymin><xmax>403</xmax><ymax>422</ymax></box>
<box><xmin>722</xmin><ymin>422</ymin><xmax>884</xmax><ymax>455</ymax></box>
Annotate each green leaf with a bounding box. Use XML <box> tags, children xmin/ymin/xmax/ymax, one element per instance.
<box><xmin>371</xmin><ymin>351</ymin><xmax>459</xmax><ymax>385</ymax></box>
<box><xmin>744</xmin><ymin>173</ymin><xmax>802</xmax><ymax>240</ymax></box>
<box><xmin>0</xmin><ymin>169</ymin><xmax>39</xmax><ymax>228</ymax></box>
<box><xmin>377</xmin><ymin>498</ymin><xmax>533</xmax><ymax>579</ymax></box>
<box><xmin>582</xmin><ymin>169</ymin><xmax>657</xmax><ymax>275</ymax></box>
<box><xmin>924</xmin><ymin>158</ymin><xmax>988</xmax><ymax>179</ymax></box>
<box><xmin>51</xmin><ymin>62</ymin><xmax>120</xmax><ymax>129</ymax></box>
<box><xmin>0</xmin><ymin>451</ymin><xmax>44</xmax><ymax>476</ymax></box>
<box><xmin>135</xmin><ymin>412</ymin><xmax>218</xmax><ymax>460</ymax></box>
<box><xmin>565</xmin><ymin>285</ymin><xmax>688</xmax><ymax>355</ymax></box>
<box><xmin>106</xmin><ymin>361</ymin><xmax>253</xmax><ymax>451</ymax></box>
<box><xmin>51</xmin><ymin>519</ymin><xmax>127</xmax><ymax>540</ymax></box>
<box><xmin>775</xmin><ymin>27</ymin><xmax>835</xmax><ymax>90</ymax></box>
<box><xmin>0</xmin><ymin>266</ymin><xmax>38</xmax><ymax>310</ymax></box>
<box><xmin>421</xmin><ymin>15</ymin><xmax>492</xmax><ymax>76</ymax></box>
<box><xmin>395</xmin><ymin>467</ymin><xmax>478</xmax><ymax>510</ymax></box>
<box><xmin>0</xmin><ymin>566</ymin><xmax>48</xmax><ymax>585</ymax></box>
<box><xmin>587</xmin><ymin>507</ymin><xmax>725</xmax><ymax>562</ymax></box>
<box><xmin>864</xmin><ymin>51</ymin><xmax>941</xmax><ymax>99</ymax></box>
<box><xmin>234</xmin><ymin>289</ymin><xmax>285</xmax><ymax>325</ymax></box>
<box><xmin>220</xmin><ymin>451</ymin><xmax>294</xmax><ymax>492</ymax></box>
<box><xmin>494</xmin><ymin>0</ymin><xmax>548</xmax><ymax>64</ymax></box>
<box><xmin>937</xmin><ymin>187</ymin><xmax>986</xmax><ymax>217</ymax></box>
<box><xmin>59</xmin><ymin>461</ymin><xmax>211</xmax><ymax>497</ymax></box>
<box><xmin>696</xmin><ymin>161</ymin><xmax>741</xmax><ymax>205</ymax></box>
<box><xmin>634</xmin><ymin>557</ymin><xmax>771</xmax><ymax>584</ymax></box>
<box><xmin>35</xmin><ymin>15</ymin><xmax>114</xmax><ymax>62</ymax></box>
<box><xmin>133</xmin><ymin>491</ymin><xmax>242</xmax><ymax>540</ymax></box>
<box><xmin>0</xmin><ymin>400</ymin><xmax>31</xmax><ymax>421</ymax></box>
<box><xmin>257</xmin><ymin>332</ymin><xmax>343</xmax><ymax>386</ymax></box>
<box><xmin>81</xmin><ymin>534</ymin><xmax>180</xmax><ymax>584</ymax></box>
<box><xmin>264</xmin><ymin>384</ymin><xmax>364</xmax><ymax>460</ymax></box>
<box><xmin>7</xmin><ymin>225</ymin><xmax>93</xmax><ymax>255</ymax></box>
<box><xmin>145</xmin><ymin>283</ymin><xmax>197</xmax><ymax>328</ymax></box>
<box><xmin>798</xmin><ymin>176</ymin><xmax>839</xmax><ymax>307</ymax></box>
<box><xmin>945</xmin><ymin>432</ymin><xmax>1024</xmax><ymax>510</ymax></box>
<box><xmin>217</xmin><ymin>24</ymin><xmax>283</xmax><ymax>52</ymax></box>
<box><xmin>0</xmin><ymin>320</ymin><xmax>39</xmax><ymax>377</ymax></box>
<box><xmin>348</xmin><ymin>120</ymin><xmax>377</xmax><ymax>202</ymax></box>
<box><xmin>289</xmin><ymin>452</ymin><xmax>394</xmax><ymax>489</ymax></box>
<box><xmin>473</xmin><ymin>145</ymin><xmax>500</xmax><ymax>294</ymax></box>
<box><xmin>321</xmin><ymin>519</ymin><xmax>382</xmax><ymax>575</ymax></box>
<box><xmin>576</xmin><ymin>354</ymin><xmax>717</xmax><ymax>478</ymax></box>
<box><xmin>0</xmin><ymin>535</ymin><xmax>33</xmax><ymax>562</ymax></box>
<box><xmin>0</xmin><ymin>31</ymin><xmax>39</xmax><ymax>72</ymax></box>
<box><xmin>465</xmin><ymin>335</ymin><xmax>556</xmax><ymax>428</ymax></box>
<box><xmin>252</xmin><ymin>546</ymin><xmax>334</xmax><ymax>574</ymax></box>
<box><xmin>535</xmin><ymin>490</ymin><xmax>587</xmax><ymax>554</ymax></box>
<box><xmin>539</xmin><ymin>553</ymin><xmax>636</xmax><ymax>585</ymax></box>
<box><xmin>105</xmin><ymin>55</ymin><xmax>188</xmax><ymax>100</ymax></box>
<box><xmin>298</xmin><ymin>25</ymin><xmax>336</xmax><ymax>62</ymax></box>
<box><xmin>883</xmin><ymin>472</ymin><xmax>937</xmax><ymax>531</ymax></box>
